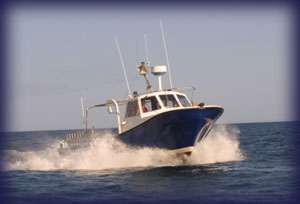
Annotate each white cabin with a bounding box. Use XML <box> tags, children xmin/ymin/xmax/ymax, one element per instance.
<box><xmin>121</xmin><ymin>90</ymin><xmax>193</xmax><ymax>133</ymax></box>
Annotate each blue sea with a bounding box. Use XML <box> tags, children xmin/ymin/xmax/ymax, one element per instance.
<box><xmin>0</xmin><ymin>122</ymin><xmax>299</xmax><ymax>204</ymax></box>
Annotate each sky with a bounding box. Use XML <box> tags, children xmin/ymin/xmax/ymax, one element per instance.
<box><xmin>6</xmin><ymin>4</ymin><xmax>294</xmax><ymax>131</ymax></box>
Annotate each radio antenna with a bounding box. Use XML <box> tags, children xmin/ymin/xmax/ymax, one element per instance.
<box><xmin>80</xmin><ymin>95</ymin><xmax>87</xmax><ymax>132</ymax></box>
<box><xmin>136</xmin><ymin>42</ymin><xmax>139</xmax><ymax>65</ymax></box>
<box><xmin>144</xmin><ymin>33</ymin><xmax>150</xmax><ymax>65</ymax></box>
<box><xmin>160</xmin><ymin>20</ymin><xmax>173</xmax><ymax>89</ymax></box>
<box><xmin>115</xmin><ymin>36</ymin><xmax>132</xmax><ymax>98</ymax></box>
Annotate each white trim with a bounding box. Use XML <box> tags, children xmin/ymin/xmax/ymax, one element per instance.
<box><xmin>203</xmin><ymin>105</ymin><xmax>223</xmax><ymax>109</ymax></box>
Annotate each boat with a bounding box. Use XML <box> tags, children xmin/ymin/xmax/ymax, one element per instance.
<box><xmin>58</xmin><ymin>24</ymin><xmax>223</xmax><ymax>156</ymax></box>
<box><xmin>58</xmin><ymin>61</ymin><xmax>223</xmax><ymax>155</ymax></box>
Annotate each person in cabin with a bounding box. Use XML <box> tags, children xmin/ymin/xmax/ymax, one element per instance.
<box><xmin>153</xmin><ymin>100</ymin><xmax>161</xmax><ymax>110</ymax></box>
<box><xmin>136</xmin><ymin>99</ymin><xmax>148</xmax><ymax>115</ymax></box>
<box><xmin>173</xmin><ymin>99</ymin><xmax>179</xmax><ymax>107</ymax></box>
<box><xmin>141</xmin><ymin>100</ymin><xmax>148</xmax><ymax>112</ymax></box>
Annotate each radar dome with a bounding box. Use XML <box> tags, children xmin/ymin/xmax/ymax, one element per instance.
<box><xmin>151</xmin><ymin>65</ymin><xmax>167</xmax><ymax>76</ymax></box>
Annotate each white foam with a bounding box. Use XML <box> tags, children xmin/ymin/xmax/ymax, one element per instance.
<box><xmin>187</xmin><ymin>125</ymin><xmax>244</xmax><ymax>165</ymax></box>
<box><xmin>2</xmin><ymin>125</ymin><xmax>244</xmax><ymax>171</ymax></box>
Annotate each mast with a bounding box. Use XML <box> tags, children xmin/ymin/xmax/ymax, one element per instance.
<box><xmin>115</xmin><ymin>36</ymin><xmax>132</xmax><ymax>98</ymax></box>
<box><xmin>160</xmin><ymin>20</ymin><xmax>173</xmax><ymax>90</ymax></box>
<box><xmin>80</xmin><ymin>96</ymin><xmax>87</xmax><ymax>132</ymax></box>
<box><xmin>137</xmin><ymin>62</ymin><xmax>153</xmax><ymax>92</ymax></box>
<box><xmin>144</xmin><ymin>33</ymin><xmax>150</xmax><ymax>66</ymax></box>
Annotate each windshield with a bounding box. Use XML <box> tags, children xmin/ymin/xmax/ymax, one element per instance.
<box><xmin>177</xmin><ymin>95</ymin><xmax>191</xmax><ymax>107</ymax></box>
<box><xmin>159</xmin><ymin>94</ymin><xmax>179</xmax><ymax>108</ymax></box>
<box><xmin>141</xmin><ymin>96</ymin><xmax>161</xmax><ymax>113</ymax></box>
<box><xmin>125</xmin><ymin>100</ymin><xmax>139</xmax><ymax>117</ymax></box>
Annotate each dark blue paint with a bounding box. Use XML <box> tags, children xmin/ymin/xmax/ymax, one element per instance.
<box><xmin>118</xmin><ymin>107</ymin><xmax>223</xmax><ymax>150</ymax></box>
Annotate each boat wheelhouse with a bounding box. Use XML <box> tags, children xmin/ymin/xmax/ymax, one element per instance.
<box><xmin>122</xmin><ymin>90</ymin><xmax>193</xmax><ymax>132</ymax></box>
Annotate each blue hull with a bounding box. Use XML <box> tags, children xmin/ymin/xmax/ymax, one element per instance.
<box><xmin>117</xmin><ymin>107</ymin><xmax>223</xmax><ymax>151</ymax></box>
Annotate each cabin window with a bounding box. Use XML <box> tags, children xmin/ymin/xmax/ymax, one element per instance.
<box><xmin>177</xmin><ymin>95</ymin><xmax>191</xmax><ymax>107</ymax></box>
<box><xmin>159</xmin><ymin>94</ymin><xmax>179</xmax><ymax>108</ymax></box>
<box><xmin>141</xmin><ymin>96</ymin><xmax>161</xmax><ymax>112</ymax></box>
<box><xmin>126</xmin><ymin>100</ymin><xmax>139</xmax><ymax>117</ymax></box>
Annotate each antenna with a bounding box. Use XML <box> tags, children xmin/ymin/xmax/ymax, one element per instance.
<box><xmin>136</xmin><ymin>42</ymin><xmax>139</xmax><ymax>65</ymax></box>
<box><xmin>160</xmin><ymin>20</ymin><xmax>173</xmax><ymax>89</ymax></box>
<box><xmin>144</xmin><ymin>33</ymin><xmax>150</xmax><ymax>65</ymax></box>
<box><xmin>80</xmin><ymin>95</ymin><xmax>87</xmax><ymax>132</ymax></box>
<box><xmin>115</xmin><ymin>36</ymin><xmax>132</xmax><ymax>98</ymax></box>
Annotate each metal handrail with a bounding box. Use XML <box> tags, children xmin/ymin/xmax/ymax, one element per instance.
<box><xmin>84</xmin><ymin>98</ymin><xmax>122</xmax><ymax>134</ymax></box>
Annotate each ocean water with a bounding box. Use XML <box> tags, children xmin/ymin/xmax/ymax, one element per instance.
<box><xmin>0</xmin><ymin>122</ymin><xmax>299</xmax><ymax>204</ymax></box>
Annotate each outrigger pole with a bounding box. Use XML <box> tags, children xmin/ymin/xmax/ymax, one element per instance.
<box><xmin>115</xmin><ymin>36</ymin><xmax>132</xmax><ymax>98</ymax></box>
<box><xmin>80</xmin><ymin>95</ymin><xmax>87</xmax><ymax>132</ymax></box>
<box><xmin>144</xmin><ymin>33</ymin><xmax>150</xmax><ymax>65</ymax></box>
<box><xmin>160</xmin><ymin>20</ymin><xmax>173</xmax><ymax>90</ymax></box>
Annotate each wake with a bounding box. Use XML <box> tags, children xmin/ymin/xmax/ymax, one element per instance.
<box><xmin>2</xmin><ymin>125</ymin><xmax>244</xmax><ymax>171</ymax></box>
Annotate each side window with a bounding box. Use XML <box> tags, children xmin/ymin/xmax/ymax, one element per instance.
<box><xmin>177</xmin><ymin>95</ymin><xmax>191</xmax><ymax>107</ymax></box>
<box><xmin>141</xmin><ymin>96</ymin><xmax>161</xmax><ymax>112</ymax></box>
<box><xmin>159</xmin><ymin>95</ymin><xmax>179</xmax><ymax>108</ymax></box>
<box><xmin>126</xmin><ymin>100</ymin><xmax>139</xmax><ymax>117</ymax></box>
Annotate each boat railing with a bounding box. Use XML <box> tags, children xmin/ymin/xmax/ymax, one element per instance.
<box><xmin>84</xmin><ymin>99</ymin><xmax>123</xmax><ymax>135</ymax></box>
<box><xmin>171</xmin><ymin>86</ymin><xmax>196</xmax><ymax>101</ymax></box>
<box><xmin>60</xmin><ymin>130</ymin><xmax>94</xmax><ymax>149</ymax></box>
<box><xmin>106</xmin><ymin>99</ymin><xmax>122</xmax><ymax>134</ymax></box>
